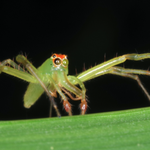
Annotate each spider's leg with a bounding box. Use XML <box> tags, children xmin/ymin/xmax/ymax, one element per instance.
<box><xmin>78</xmin><ymin>64</ymin><xmax>150</xmax><ymax>101</ymax></box>
<box><xmin>67</xmin><ymin>76</ymin><xmax>87</xmax><ymax>115</ymax></box>
<box><xmin>49</xmin><ymin>96</ymin><xmax>54</xmax><ymax>117</ymax></box>
<box><xmin>0</xmin><ymin>59</ymin><xmax>36</xmax><ymax>82</ymax></box>
<box><xmin>46</xmin><ymin>74</ymin><xmax>72</xmax><ymax>116</ymax></box>
<box><xmin>61</xmin><ymin>87</ymin><xmax>81</xmax><ymax>100</ymax></box>
<box><xmin>109</xmin><ymin>66</ymin><xmax>150</xmax><ymax>101</ymax></box>
<box><xmin>111</xmin><ymin>66</ymin><xmax>150</xmax><ymax>76</ymax></box>
<box><xmin>77</xmin><ymin>53</ymin><xmax>150</xmax><ymax>83</ymax></box>
<box><xmin>47</xmin><ymin>84</ymin><xmax>57</xmax><ymax>117</ymax></box>
<box><xmin>16</xmin><ymin>55</ymin><xmax>61</xmax><ymax>117</ymax></box>
<box><xmin>55</xmin><ymin>86</ymin><xmax>72</xmax><ymax>116</ymax></box>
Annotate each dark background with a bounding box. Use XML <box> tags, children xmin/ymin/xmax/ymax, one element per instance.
<box><xmin>1</xmin><ymin>1</ymin><xmax>150</xmax><ymax>120</ymax></box>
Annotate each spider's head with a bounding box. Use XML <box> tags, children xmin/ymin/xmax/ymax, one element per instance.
<box><xmin>38</xmin><ymin>53</ymin><xmax>69</xmax><ymax>75</ymax></box>
<box><xmin>50</xmin><ymin>53</ymin><xmax>69</xmax><ymax>75</ymax></box>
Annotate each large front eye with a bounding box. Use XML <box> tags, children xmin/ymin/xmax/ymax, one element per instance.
<box><xmin>62</xmin><ymin>59</ymin><xmax>69</xmax><ymax>67</ymax></box>
<box><xmin>54</xmin><ymin>58</ymin><xmax>61</xmax><ymax>65</ymax></box>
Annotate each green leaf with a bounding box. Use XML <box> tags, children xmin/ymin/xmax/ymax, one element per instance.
<box><xmin>0</xmin><ymin>107</ymin><xmax>150</xmax><ymax>150</ymax></box>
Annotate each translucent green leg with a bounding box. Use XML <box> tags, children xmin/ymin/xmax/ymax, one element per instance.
<box><xmin>47</xmin><ymin>84</ymin><xmax>57</xmax><ymax>117</ymax></box>
<box><xmin>45</xmin><ymin>74</ymin><xmax>73</xmax><ymax>116</ymax></box>
<box><xmin>0</xmin><ymin>59</ymin><xmax>37</xmax><ymax>82</ymax></box>
<box><xmin>83</xmin><ymin>65</ymin><xmax>150</xmax><ymax>101</ymax></box>
<box><xmin>67</xmin><ymin>76</ymin><xmax>86</xmax><ymax>100</ymax></box>
<box><xmin>52</xmin><ymin>80</ymin><xmax>73</xmax><ymax>116</ymax></box>
<box><xmin>109</xmin><ymin>67</ymin><xmax>150</xmax><ymax>100</ymax></box>
<box><xmin>111</xmin><ymin>66</ymin><xmax>150</xmax><ymax>76</ymax></box>
<box><xmin>67</xmin><ymin>76</ymin><xmax>87</xmax><ymax>115</ymax></box>
<box><xmin>77</xmin><ymin>53</ymin><xmax>150</xmax><ymax>83</ymax></box>
<box><xmin>16</xmin><ymin>55</ymin><xmax>61</xmax><ymax>117</ymax></box>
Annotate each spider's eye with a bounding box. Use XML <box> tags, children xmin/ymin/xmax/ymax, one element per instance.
<box><xmin>62</xmin><ymin>59</ymin><xmax>69</xmax><ymax>67</ymax></box>
<box><xmin>52</xmin><ymin>54</ymin><xmax>56</xmax><ymax>58</ymax></box>
<box><xmin>54</xmin><ymin>58</ymin><xmax>61</xmax><ymax>65</ymax></box>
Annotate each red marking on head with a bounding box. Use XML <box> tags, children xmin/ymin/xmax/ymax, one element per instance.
<box><xmin>52</xmin><ymin>53</ymin><xmax>67</xmax><ymax>60</ymax></box>
<box><xmin>57</xmin><ymin>54</ymin><xmax>66</xmax><ymax>59</ymax></box>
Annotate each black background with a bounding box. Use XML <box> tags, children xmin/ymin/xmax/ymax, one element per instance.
<box><xmin>1</xmin><ymin>1</ymin><xmax>150</xmax><ymax>120</ymax></box>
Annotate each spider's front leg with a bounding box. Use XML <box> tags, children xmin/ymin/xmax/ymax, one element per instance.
<box><xmin>0</xmin><ymin>58</ymin><xmax>36</xmax><ymax>82</ymax></box>
<box><xmin>47</xmin><ymin>70</ymin><xmax>88</xmax><ymax>115</ymax></box>
<box><xmin>45</xmin><ymin>74</ymin><xmax>72</xmax><ymax>116</ymax></box>
<box><xmin>64</xmin><ymin>75</ymin><xmax>88</xmax><ymax>115</ymax></box>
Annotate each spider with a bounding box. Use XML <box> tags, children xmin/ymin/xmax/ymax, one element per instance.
<box><xmin>0</xmin><ymin>53</ymin><xmax>150</xmax><ymax>117</ymax></box>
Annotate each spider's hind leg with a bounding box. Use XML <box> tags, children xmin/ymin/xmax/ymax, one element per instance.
<box><xmin>110</xmin><ymin>66</ymin><xmax>150</xmax><ymax>101</ymax></box>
